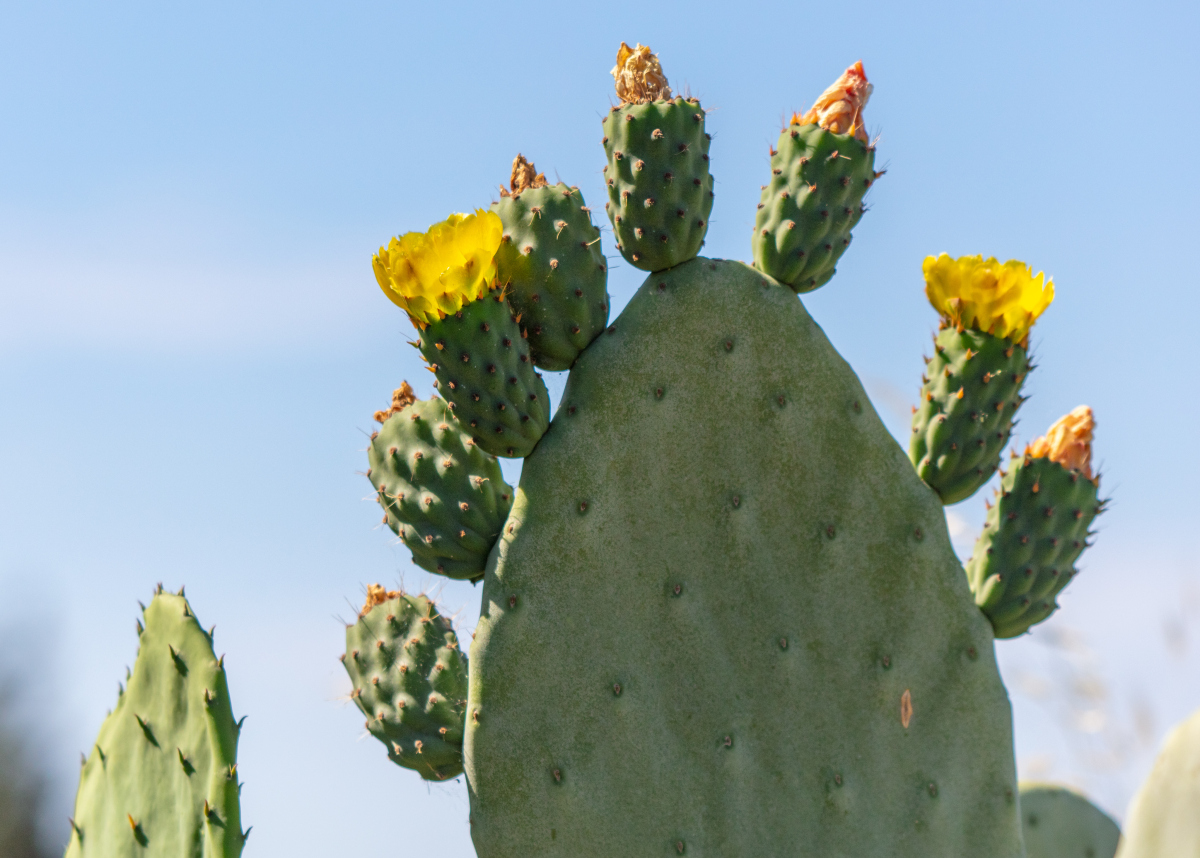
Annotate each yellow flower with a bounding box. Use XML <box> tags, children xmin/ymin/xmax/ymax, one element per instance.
<box><xmin>1026</xmin><ymin>406</ymin><xmax>1095</xmax><ymax>480</ymax></box>
<box><xmin>922</xmin><ymin>254</ymin><xmax>1054</xmax><ymax>345</ymax></box>
<box><xmin>791</xmin><ymin>61</ymin><xmax>872</xmax><ymax>142</ymax></box>
<box><xmin>372</xmin><ymin>210</ymin><xmax>503</xmax><ymax>328</ymax></box>
<box><xmin>611</xmin><ymin>42</ymin><xmax>671</xmax><ymax>104</ymax></box>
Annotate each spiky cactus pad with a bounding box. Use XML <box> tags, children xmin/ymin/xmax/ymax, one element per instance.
<box><xmin>465</xmin><ymin>259</ymin><xmax>1022</xmax><ymax>857</ymax></box>
<box><xmin>1019</xmin><ymin>783</ymin><xmax>1120</xmax><ymax>858</ymax></box>
<box><xmin>344</xmin><ymin>585</ymin><xmax>469</xmax><ymax>781</ymax></box>
<box><xmin>66</xmin><ymin>589</ymin><xmax>245</xmax><ymax>858</ymax></box>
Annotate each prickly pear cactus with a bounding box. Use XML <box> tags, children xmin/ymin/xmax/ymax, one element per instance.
<box><xmin>465</xmin><ymin>258</ymin><xmax>1021</xmax><ymax>856</ymax></box>
<box><xmin>1116</xmin><ymin>705</ymin><xmax>1200</xmax><ymax>857</ymax></box>
<box><xmin>343</xmin><ymin>584</ymin><xmax>469</xmax><ymax>781</ymax></box>
<box><xmin>66</xmin><ymin>588</ymin><xmax>245</xmax><ymax>858</ymax></box>
<box><xmin>368</xmin><ymin>383</ymin><xmax>514</xmax><ymax>580</ymax></box>
<box><xmin>1020</xmin><ymin>782</ymin><xmax>1120</xmax><ymax>858</ymax></box>
<box><xmin>357</xmin><ymin>41</ymin><xmax>1109</xmax><ymax>858</ymax></box>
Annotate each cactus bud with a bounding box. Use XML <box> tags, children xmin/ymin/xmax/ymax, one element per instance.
<box><xmin>611</xmin><ymin>42</ymin><xmax>671</xmax><ymax>104</ymax></box>
<box><xmin>1026</xmin><ymin>406</ymin><xmax>1096</xmax><ymax>481</ymax></box>
<box><xmin>791</xmin><ymin>61</ymin><xmax>873</xmax><ymax>142</ymax></box>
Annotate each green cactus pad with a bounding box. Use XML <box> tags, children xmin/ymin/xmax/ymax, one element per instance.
<box><xmin>368</xmin><ymin>394</ymin><xmax>514</xmax><ymax>581</ymax></box>
<box><xmin>1019</xmin><ymin>782</ymin><xmax>1120</xmax><ymax>858</ymax></box>
<box><xmin>66</xmin><ymin>589</ymin><xmax>245</xmax><ymax>858</ymax></box>
<box><xmin>420</xmin><ymin>292</ymin><xmax>551</xmax><ymax>458</ymax></box>
<box><xmin>344</xmin><ymin>586</ymin><xmax>469</xmax><ymax>781</ymax></box>
<box><xmin>967</xmin><ymin>454</ymin><xmax>1101</xmax><ymax>638</ymax></box>
<box><xmin>910</xmin><ymin>327</ymin><xmax>1029</xmax><ymax>505</ymax></box>
<box><xmin>751</xmin><ymin>123</ymin><xmax>876</xmax><ymax>292</ymax></box>
<box><xmin>602</xmin><ymin>98</ymin><xmax>713</xmax><ymax>272</ymax></box>
<box><xmin>1117</xmin><ymin>705</ymin><xmax>1200</xmax><ymax>857</ymax></box>
<box><xmin>491</xmin><ymin>183</ymin><xmax>610</xmax><ymax>371</ymax></box>
<box><xmin>465</xmin><ymin>258</ymin><xmax>1022</xmax><ymax>857</ymax></box>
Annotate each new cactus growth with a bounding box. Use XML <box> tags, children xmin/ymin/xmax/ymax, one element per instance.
<box><xmin>66</xmin><ymin>588</ymin><xmax>245</xmax><ymax>857</ymax></box>
<box><xmin>752</xmin><ymin>62</ymin><xmax>878</xmax><ymax>292</ymax></box>
<box><xmin>910</xmin><ymin>254</ymin><xmax>1055</xmax><ymax>504</ymax></box>
<box><xmin>490</xmin><ymin>155</ymin><xmax>610</xmax><ymax>371</ymax></box>
<box><xmin>343</xmin><ymin>584</ymin><xmax>469</xmax><ymax>781</ymax></box>
<box><xmin>602</xmin><ymin>43</ymin><xmax>713</xmax><ymax>272</ymax></box>
<box><xmin>368</xmin><ymin>383</ymin><xmax>514</xmax><ymax>580</ymax></box>
<box><xmin>1019</xmin><ymin>783</ymin><xmax>1120</xmax><ymax>858</ymax></box>
<box><xmin>1116</xmin><ymin>704</ymin><xmax>1200</xmax><ymax>857</ymax></box>
<box><xmin>966</xmin><ymin>406</ymin><xmax>1102</xmax><ymax>638</ymax></box>
<box><xmin>374</xmin><ymin>210</ymin><xmax>551</xmax><ymax>458</ymax></box>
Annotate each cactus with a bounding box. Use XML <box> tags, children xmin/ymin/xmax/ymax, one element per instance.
<box><xmin>367</xmin><ymin>383</ymin><xmax>514</xmax><ymax>581</ymax></box>
<box><xmin>1019</xmin><ymin>782</ymin><xmax>1120</xmax><ymax>858</ymax></box>
<box><xmin>966</xmin><ymin>407</ymin><xmax>1102</xmax><ymax>638</ymax></box>
<box><xmin>910</xmin><ymin>255</ymin><xmax>1054</xmax><ymax>505</ymax></box>
<box><xmin>490</xmin><ymin>155</ymin><xmax>610</xmax><ymax>371</ymax></box>
<box><xmin>602</xmin><ymin>43</ymin><xmax>713</xmax><ymax>272</ymax></box>
<box><xmin>1116</xmin><ymin>704</ymin><xmax>1200</xmax><ymax>857</ymax></box>
<box><xmin>343</xmin><ymin>584</ymin><xmax>469</xmax><ymax>782</ymax></box>
<box><xmin>66</xmin><ymin>587</ymin><xmax>245</xmax><ymax>857</ymax></box>
<box><xmin>373</xmin><ymin>210</ymin><xmax>551</xmax><ymax>458</ymax></box>
<box><xmin>752</xmin><ymin>62</ymin><xmax>878</xmax><ymax>292</ymax></box>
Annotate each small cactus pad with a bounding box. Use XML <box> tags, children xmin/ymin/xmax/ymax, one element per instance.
<box><xmin>465</xmin><ymin>258</ymin><xmax>1022</xmax><ymax>857</ymax></box>
<box><xmin>420</xmin><ymin>292</ymin><xmax>551</xmax><ymax>458</ymax></box>
<box><xmin>368</xmin><ymin>388</ymin><xmax>514</xmax><ymax>580</ymax></box>
<box><xmin>1115</xmin><ymin>705</ymin><xmax>1200</xmax><ymax>857</ymax></box>
<box><xmin>966</xmin><ymin>455</ymin><xmax>1100</xmax><ymax>638</ymax></box>
<box><xmin>602</xmin><ymin>98</ymin><xmax>713</xmax><ymax>272</ymax></box>
<box><xmin>751</xmin><ymin>123</ymin><xmax>875</xmax><ymax>292</ymax></box>
<box><xmin>344</xmin><ymin>585</ymin><xmax>468</xmax><ymax>781</ymax></box>
<box><xmin>910</xmin><ymin>328</ymin><xmax>1029</xmax><ymax>505</ymax></box>
<box><xmin>1019</xmin><ymin>782</ymin><xmax>1120</xmax><ymax>858</ymax></box>
<box><xmin>491</xmin><ymin>159</ymin><xmax>610</xmax><ymax>371</ymax></box>
<box><xmin>66</xmin><ymin>589</ymin><xmax>245</xmax><ymax>857</ymax></box>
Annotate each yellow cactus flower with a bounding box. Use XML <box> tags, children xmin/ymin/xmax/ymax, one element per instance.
<box><xmin>1026</xmin><ymin>406</ymin><xmax>1095</xmax><ymax>480</ymax></box>
<box><xmin>373</xmin><ymin>210</ymin><xmax>503</xmax><ymax>328</ymax></box>
<box><xmin>922</xmin><ymin>254</ymin><xmax>1054</xmax><ymax>345</ymax></box>
<box><xmin>791</xmin><ymin>61</ymin><xmax>873</xmax><ymax>142</ymax></box>
<box><xmin>612</xmin><ymin>42</ymin><xmax>671</xmax><ymax>104</ymax></box>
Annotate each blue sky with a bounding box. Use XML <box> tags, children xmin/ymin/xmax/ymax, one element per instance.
<box><xmin>2</xmin><ymin>0</ymin><xmax>1198</xmax><ymax>853</ymax></box>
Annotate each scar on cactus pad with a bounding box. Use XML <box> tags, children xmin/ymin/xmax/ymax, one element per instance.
<box><xmin>910</xmin><ymin>254</ymin><xmax>1055</xmax><ymax>505</ymax></box>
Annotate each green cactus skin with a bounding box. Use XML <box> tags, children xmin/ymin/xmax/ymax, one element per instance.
<box><xmin>66</xmin><ymin>589</ymin><xmax>245</xmax><ymax>858</ymax></box>
<box><xmin>368</xmin><ymin>395</ymin><xmax>514</xmax><ymax>581</ymax></box>
<box><xmin>420</xmin><ymin>292</ymin><xmax>551</xmax><ymax>458</ymax></box>
<box><xmin>1116</xmin><ymin>705</ymin><xmax>1200</xmax><ymax>857</ymax></box>
<box><xmin>966</xmin><ymin>455</ymin><xmax>1101</xmax><ymax>639</ymax></box>
<box><xmin>491</xmin><ymin>183</ymin><xmax>610</xmax><ymax>371</ymax></box>
<box><xmin>1019</xmin><ymin>782</ymin><xmax>1120</xmax><ymax>858</ymax></box>
<box><xmin>465</xmin><ymin>258</ymin><xmax>1022</xmax><ymax>857</ymax></box>
<box><xmin>751</xmin><ymin>123</ymin><xmax>876</xmax><ymax>292</ymax></box>
<box><xmin>343</xmin><ymin>588</ymin><xmax>469</xmax><ymax>781</ymax></box>
<box><xmin>602</xmin><ymin>98</ymin><xmax>713</xmax><ymax>272</ymax></box>
<box><xmin>910</xmin><ymin>327</ymin><xmax>1030</xmax><ymax>505</ymax></box>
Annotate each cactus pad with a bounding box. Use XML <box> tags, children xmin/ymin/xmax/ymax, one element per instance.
<box><xmin>910</xmin><ymin>328</ymin><xmax>1028</xmax><ymax>505</ymax></box>
<box><xmin>1115</xmin><ymin>705</ymin><xmax>1200</xmax><ymax>857</ymax></box>
<box><xmin>602</xmin><ymin>98</ymin><xmax>713</xmax><ymax>272</ymax></box>
<box><xmin>751</xmin><ymin>123</ymin><xmax>875</xmax><ymax>292</ymax></box>
<box><xmin>368</xmin><ymin>388</ymin><xmax>514</xmax><ymax>580</ymax></box>
<box><xmin>465</xmin><ymin>258</ymin><xmax>1022</xmax><ymax>857</ymax></box>
<box><xmin>420</xmin><ymin>292</ymin><xmax>550</xmax><ymax>458</ymax></box>
<box><xmin>966</xmin><ymin>454</ymin><xmax>1101</xmax><ymax>638</ymax></box>
<box><xmin>66</xmin><ymin>589</ymin><xmax>245</xmax><ymax>857</ymax></box>
<box><xmin>343</xmin><ymin>585</ymin><xmax>469</xmax><ymax>781</ymax></box>
<box><xmin>491</xmin><ymin>163</ymin><xmax>609</xmax><ymax>371</ymax></box>
<box><xmin>1019</xmin><ymin>782</ymin><xmax>1120</xmax><ymax>858</ymax></box>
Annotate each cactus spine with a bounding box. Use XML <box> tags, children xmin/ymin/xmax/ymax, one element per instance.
<box><xmin>66</xmin><ymin>588</ymin><xmax>245</xmax><ymax>857</ymax></box>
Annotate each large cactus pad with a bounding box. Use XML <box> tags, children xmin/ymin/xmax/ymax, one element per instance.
<box><xmin>465</xmin><ymin>258</ymin><xmax>1022</xmax><ymax>857</ymax></box>
<box><xmin>1117</xmin><ymin>705</ymin><xmax>1200</xmax><ymax>857</ymax></box>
